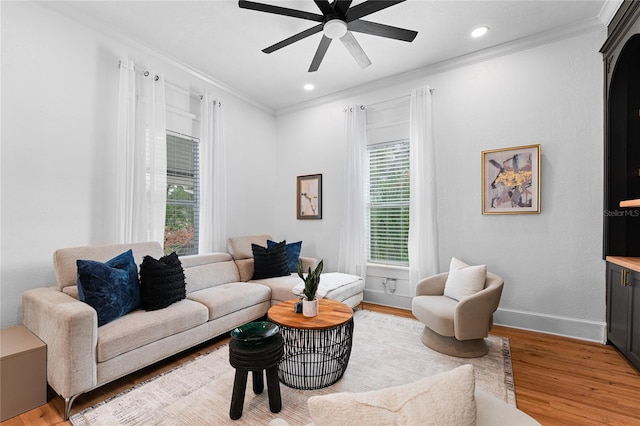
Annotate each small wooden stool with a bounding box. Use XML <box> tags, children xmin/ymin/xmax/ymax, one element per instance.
<box><xmin>228</xmin><ymin>333</ymin><xmax>284</xmax><ymax>420</ymax></box>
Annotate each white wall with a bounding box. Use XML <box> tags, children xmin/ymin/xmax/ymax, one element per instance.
<box><xmin>0</xmin><ymin>2</ymin><xmax>608</xmax><ymax>342</ymax></box>
<box><xmin>275</xmin><ymin>29</ymin><xmax>607</xmax><ymax>341</ymax></box>
<box><xmin>0</xmin><ymin>2</ymin><xmax>277</xmax><ymax>327</ymax></box>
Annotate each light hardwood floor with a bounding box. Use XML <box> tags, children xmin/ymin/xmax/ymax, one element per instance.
<box><xmin>3</xmin><ymin>302</ymin><xmax>640</xmax><ymax>425</ymax></box>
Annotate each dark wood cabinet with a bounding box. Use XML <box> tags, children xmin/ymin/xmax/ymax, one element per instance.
<box><xmin>606</xmin><ymin>261</ymin><xmax>640</xmax><ymax>370</ymax></box>
<box><xmin>601</xmin><ymin>1</ymin><xmax>640</xmax><ymax>257</ymax></box>
<box><xmin>602</xmin><ymin>3</ymin><xmax>640</xmax><ymax>371</ymax></box>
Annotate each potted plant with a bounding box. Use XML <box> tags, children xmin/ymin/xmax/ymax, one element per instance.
<box><xmin>297</xmin><ymin>259</ymin><xmax>323</xmax><ymax>317</ymax></box>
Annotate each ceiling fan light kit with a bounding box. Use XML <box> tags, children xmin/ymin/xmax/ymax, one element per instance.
<box><xmin>238</xmin><ymin>0</ymin><xmax>418</xmax><ymax>72</ymax></box>
<box><xmin>324</xmin><ymin>19</ymin><xmax>348</xmax><ymax>39</ymax></box>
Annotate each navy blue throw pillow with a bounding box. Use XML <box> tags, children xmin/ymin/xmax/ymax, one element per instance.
<box><xmin>139</xmin><ymin>252</ymin><xmax>186</xmax><ymax>311</ymax></box>
<box><xmin>252</xmin><ymin>241</ymin><xmax>290</xmax><ymax>280</ymax></box>
<box><xmin>267</xmin><ymin>239</ymin><xmax>302</xmax><ymax>273</ymax></box>
<box><xmin>76</xmin><ymin>249</ymin><xmax>140</xmax><ymax>327</ymax></box>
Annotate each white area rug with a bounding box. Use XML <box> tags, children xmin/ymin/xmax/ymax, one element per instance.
<box><xmin>71</xmin><ymin>310</ymin><xmax>514</xmax><ymax>425</ymax></box>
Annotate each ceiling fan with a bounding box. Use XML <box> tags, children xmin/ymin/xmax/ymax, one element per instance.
<box><xmin>238</xmin><ymin>0</ymin><xmax>418</xmax><ymax>72</ymax></box>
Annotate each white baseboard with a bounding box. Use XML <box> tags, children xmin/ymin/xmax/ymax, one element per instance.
<box><xmin>494</xmin><ymin>308</ymin><xmax>607</xmax><ymax>344</ymax></box>
<box><xmin>364</xmin><ymin>289</ymin><xmax>412</xmax><ymax>310</ymax></box>
<box><xmin>363</xmin><ymin>290</ymin><xmax>607</xmax><ymax>343</ymax></box>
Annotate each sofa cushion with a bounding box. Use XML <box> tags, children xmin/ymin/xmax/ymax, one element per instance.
<box><xmin>411</xmin><ymin>295</ymin><xmax>457</xmax><ymax>337</ymax></box>
<box><xmin>323</xmin><ymin>274</ymin><xmax>365</xmax><ymax>304</ymax></box>
<box><xmin>139</xmin><ymin>252</ymin><xmax>186</xmax><ymax>311</ymax></box>
<box><xmin>187</xmin><ymin>282</ymin><xmax>271</xmax><ymax>320</ymax></box>
<box><xmin>227</xmin><ymin>234</ymin><xmax>272</xmax><ymax>260</ymax></box>
<box><xmin>180</xmin><ymin>253</ymin><xmax>240</xmax><ymax>293</ymax></box>
<box><xmin>235</xmin><ymin>258</ymin><xmax>254</xmax><ymax>282</ymax></box>
<box><xmin>96</xmin><ymin>299</ymin><xmax>209</xmax><ymax>362</ymax></box>
<box><xmin>267</xmin><ymin>240</ymin><xmax>302</xmax><ymax>273</ymax></box>
<box><xmin>252</xmin><ymin>273</ymin><xmax>365</xmax><ymax>306</ymax></box>
<box><xmin>250</xmin><ymin>274</ymin><xmax>304</xmax><ymax>304</ymax></box>
<box><xmin>307</xmin><ymin>364</ymin><xmax>476</xmax><ymax>426</ymax></box>
<box><xmin>76</xmin><ymin>250</ymin><xmax>141</xmax><ymax>327</ymax></box>
<box><xmin>54</xmin><ymin>241</ymin><xmax>164</xmax><ymax>291</ymax></box>
<box><xmin>252</xmin><ymin>242</ymin><xmax>290</xmax><ymax>279</ymax></box>
<box><xmin>443</xmin><ymin>257</ymin><xmax>487</xmax><ymax>301</ymax></box>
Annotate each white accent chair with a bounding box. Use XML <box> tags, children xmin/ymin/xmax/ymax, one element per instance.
<box><xmin>412</xmin><ymin>268</ymin><xmax>504</xmax><ymax>358</ymax></box>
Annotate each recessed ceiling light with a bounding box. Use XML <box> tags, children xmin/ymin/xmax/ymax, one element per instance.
<box><xmin>304</xmin><ymin>83</ymin><xmax>314</xmax><ymax>91</ymax></box>
<box><xmin>471</xmin><ymin>26</ymin><xmax>489</xmax><ymax>38</ymax></box>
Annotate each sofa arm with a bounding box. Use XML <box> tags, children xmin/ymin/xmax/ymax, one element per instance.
<box><xmin>299</xmin><ymin>256</ymin><xmax>319</xmax><ymax>271</ymax></box>
<box><xmin>22</xmin><ymin>287</ymin><xmax>97</xmax><ymax>399</ymax></box>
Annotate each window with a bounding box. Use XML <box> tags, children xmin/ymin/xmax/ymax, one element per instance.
<box><xmin>165</xmin><ymin>132</ymin><xmax>199</xmax><ymax>255</ymax></box>
<box><xmin>367</xmin><ymin>139</ymin><xmax>410</xmax><ymax>265</ymax></box>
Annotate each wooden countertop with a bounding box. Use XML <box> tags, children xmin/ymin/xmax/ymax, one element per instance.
<box><xmin>620</xmin><ymin>199</ymin><xmax>640</xmax><ymax>208</ymax></box>
<box><xmin>606</xmin><ymin>256</ymin><xmax>640</xmax><ymax>272</ymax></box>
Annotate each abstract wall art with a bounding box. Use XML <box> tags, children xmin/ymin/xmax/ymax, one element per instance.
<box><xmin>482</xmin><ymin>145</ymin><xmax>541</xmax><ymax>214</ymax></box>
<box><xmin>297</xmin><ymin>174</ymin><xmax>322</xmax><ymax>219</ymax></box>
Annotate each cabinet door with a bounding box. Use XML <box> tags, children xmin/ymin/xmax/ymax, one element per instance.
<box><xmin>628</xmin><ymin>270</ymin><xmax>640</xmax><ymax>370</ymax></box>
<box><xmin>607</xmin><ymin>263</ymin><xmax>629</xmax><ymax>352</ymax></box>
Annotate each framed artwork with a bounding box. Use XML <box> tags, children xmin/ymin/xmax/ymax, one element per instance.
<box><xmin>297</xmin><ymin>174</ymin><xmax>322</xmax><ymax>219</ymax></box>
<box><xmin>482</xmin><ymin>144</ymin><xmax>541</xmax><ymax>214</ymax></box>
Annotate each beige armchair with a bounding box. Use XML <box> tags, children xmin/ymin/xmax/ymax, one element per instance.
<box><xmin>411</xmin><ymin>270</ymin><xmax>504</xmax><ymax>358</ymax></box>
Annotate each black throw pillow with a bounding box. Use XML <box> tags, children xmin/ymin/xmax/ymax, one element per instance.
<box><xmin>139</xmin><ymin>251</ymin><xmax>186</xmax><ymax>311</ymax></box>
<box><xmin>252</xmin><ymin>240</ymin><xmax>290</xmax><ymax>280</ymax></box>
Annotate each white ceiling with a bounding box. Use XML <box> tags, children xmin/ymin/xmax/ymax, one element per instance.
<box><xmin>55</xmin><ymin>0</ymin><xmax>614</xmax><ymax>112</ymax></box>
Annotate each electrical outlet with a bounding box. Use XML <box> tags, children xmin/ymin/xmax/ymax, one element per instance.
<box><xmin>387</xmin><ymin>278</ymin><xmax>396</xmax><ymax>293</ymax></box>
<box><xmin>381</xmin><ymin>278</ymin><xmax>397</xmax><ymax>293</ymax></box>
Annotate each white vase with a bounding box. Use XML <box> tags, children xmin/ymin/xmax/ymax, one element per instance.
<box><xmin>302</xmin><ymin>298</ymin><xmax>319</xmax><ymax>317</ymax></box>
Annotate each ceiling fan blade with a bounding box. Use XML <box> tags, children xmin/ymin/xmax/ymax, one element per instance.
<box><xmin>348</xmin><ymin>20</ymin><xmax>417</xmax><ymax>42</ymax></box>
<box><xmin>239</xmin><ymin>0</ymin><xmax>324</xmax><ymax>22</ymax></box>
<box><xmin>313</xmin><ymin>0</ymin><xmax>334</xmax><ymax>16</ymax></box>
<box><xmin>308</xmin><ymin>36</ymin><xmax>332</xmax><ymax>72</ymax></box>
<box><xmin>262</xmin><ymin>24</ymin><xmax>323</xmax><ymax>54</ymax></box>
<box><xmin>333</xmin><ymin>0</ymin><xmax>353</xmax><ymax>16</ymax></box>
<box><xmin>345</xmin><ymin>0</ymin><xmax>406</xmax><ymax>22</ymax></box>
<box><xmin>340</xmin><ymin>31</ymin><xmax>372</xmax><ymax>69</ymax></box>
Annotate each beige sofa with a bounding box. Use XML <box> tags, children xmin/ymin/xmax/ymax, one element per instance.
<box><xmin>228</xmin><ymin>235</ymin><xmax>365</xmax><ymax>307</ymax></box>
<box><xmin>270</xmin><ymin>365</ymin><xmax>540</xmax><ymax>426</ymax></box>
<box><xmin>21</xmin><ymin>235</ymin><xmax>364</xmax><ymax>419</ymax></box>
<box><xmin>270</xmin><ymin>390</ymin><xmax>539</xmax><ymax>426</ymax></box>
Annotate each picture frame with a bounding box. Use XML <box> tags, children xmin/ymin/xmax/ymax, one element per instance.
<box><xmin>297</xmin><ymin>174</ymin><xmax>322</xmax><ymax>220</ymax></box>
<box><xmin>482</xmin><ymin>144</ymin><xmax>541</xmax><ymax>214</ymax></box>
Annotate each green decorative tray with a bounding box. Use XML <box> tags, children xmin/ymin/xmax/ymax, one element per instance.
<box><xmin>231</xmin><ymin>321</ymin><xmax>279</xmax><ymax>345</ymax></box>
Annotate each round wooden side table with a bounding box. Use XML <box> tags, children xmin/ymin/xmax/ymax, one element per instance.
<box><xmin>267</xmin><ymin>299</ymin><xmax>354</xmax><ymax>390</ymax></box>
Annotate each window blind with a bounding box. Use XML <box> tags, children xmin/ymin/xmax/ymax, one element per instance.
<box><xmin>165</xmin><ymin>132</ymin><xmax>199</xmax><ymax>255</ymax></box>
<box><xmin>367</xmin><ymin>139</ymin><xmax>410</xmax><ymax>265</ymax></box>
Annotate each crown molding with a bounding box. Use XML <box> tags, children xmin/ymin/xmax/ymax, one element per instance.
<box><xmin>276</xmin><ymin>16</ymin><xmax>606</xmax><ymax>116</ymax></box>
<box><xmin>38</xmin><ymin>2</ymin><xmax>275</xmax><ymax>116</ymax></box>
<box><xmin>598</xmin><ymin>0</ymin><xmax>624</xmax><ymax>26</ymax></box>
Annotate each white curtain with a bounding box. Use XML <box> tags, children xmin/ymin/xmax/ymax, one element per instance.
<box><xmin>116</xmin><ymin>58</ymin><xmax>167</xmax><ymax>244</ymax></box>
<box><xmin>338</xmin><ymin>105</ymin><xmax>368</xmax><ymax>279</ymax></box>
<box><xmin>199</xmin><ymin>94</ymin><xmax>227</xmax><ymax>253</ymax></box>
<box><xmin>408</xmin><ymin>86</ymin><xmax>439</xmax><ymax>294</ymax></box>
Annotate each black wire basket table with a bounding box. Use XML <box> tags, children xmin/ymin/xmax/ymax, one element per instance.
<box><xmin>267</xmin><ymin>299</ymin><xmax>354</xmax><ymax>390</ymax></box>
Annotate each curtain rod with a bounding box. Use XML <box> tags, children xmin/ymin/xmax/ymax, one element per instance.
<box><xmin>118</xmin><ymin>60</ymin><xmax>159</xmax><ymax>81</ymax></box>
<box><xmin>118</xmin><ymin>61</ymin><xmax>222</xmax><ymax>104</ymax></box>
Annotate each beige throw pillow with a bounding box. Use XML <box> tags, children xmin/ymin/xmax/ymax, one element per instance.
<box><xmin>307</xmin><ymin>364</ymin><xmax>477</xmax><ymax>426</ymax></box>
<box><xmin>443</xmin><ymin>257</ymin><xmax>487</xmax><ymax>301</ymax></box>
